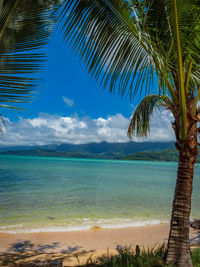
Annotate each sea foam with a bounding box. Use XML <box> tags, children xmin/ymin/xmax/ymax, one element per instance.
<box><xmin>0</xmin><ymin>219</ymin><xmax>169</xmax><ymax>234</ymax></box>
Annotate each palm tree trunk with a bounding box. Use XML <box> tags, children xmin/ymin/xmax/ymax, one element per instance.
<box><xmin>166</xmin><ymin>121</ymin><xmax>198</xmax><ymax>266</ymax></box>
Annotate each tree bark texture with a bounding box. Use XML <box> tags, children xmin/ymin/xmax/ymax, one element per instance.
<box><xmin>166</xmin><ymin>113</ymin><xmax>198</xmax><ymax>266</ymax></box>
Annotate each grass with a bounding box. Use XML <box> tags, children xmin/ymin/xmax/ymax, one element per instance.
<box><xmin>83</xmin><ymin>245</ymin><xmax>200</xmax><ymax>267</ymax></box>
<box><xmin>191</xmin><ymin>248</ymin><xmax>200</xmax><ymax>267</ymax></box>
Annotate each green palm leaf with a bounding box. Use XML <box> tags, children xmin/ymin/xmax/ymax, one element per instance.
<box><xmin>128</xmin><ymin>95</ymin><xmax>173</xmax><ymax>138</ymax></box>
<box><xmin>0</xmin><ymin>0</ymin><xmax>59</xmax><ymax>110</ymax></box>
<box><xmin>59</xmin><ymin>0</ymin><xmax>154</xmax><ymax>99</ymax></box>
<box><xmin>59</xmin><ymin>0</ymin><xmax>200</xmax><ymax>140</ymax></box>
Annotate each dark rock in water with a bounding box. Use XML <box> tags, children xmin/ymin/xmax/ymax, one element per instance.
<box><xmin>47</xmin><ymin>216</ymin><xmax>55</xmax><ymax>220</ymax></box>
<box><xmin>190</xmin><ymin>219</ymin><xmax>200</xmax><ymax>229</ymax></box>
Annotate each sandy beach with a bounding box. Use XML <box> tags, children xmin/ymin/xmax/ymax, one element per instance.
<box><xmin>1</xmin><ymin>156</ymin><xmax>200</xmax><ymax>265</ymax></box>
<box><xmin>0</xmin><ymin>223</ymin><xmax>198</xmax><ymax>266</ymax></box>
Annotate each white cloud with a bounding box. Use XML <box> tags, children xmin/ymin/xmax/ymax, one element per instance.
<box><xmin>0</xmin><ymin>110</ymin><xmax>175</xmax><ymax>147</ymax></box>
<box><xmin>145</xmin><ymin>109</ymin><xmax>175</xmax><ymax>142</ymax></box>
<box><xmin>63</xmin><ymin>96</ymin><xmax>74</xmax><ymax>107</ymax></box>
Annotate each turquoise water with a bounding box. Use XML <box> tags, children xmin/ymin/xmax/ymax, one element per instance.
<box><xmin>0</xmin><ymin>155</ymin><xmax>200</xmax><ymax>233</ymax></box>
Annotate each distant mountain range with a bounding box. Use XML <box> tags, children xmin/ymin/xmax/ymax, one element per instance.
<box><xmin>0</xmin><ymin>141</ymin><xmax>176</xmax><ymax>160</ymax></box>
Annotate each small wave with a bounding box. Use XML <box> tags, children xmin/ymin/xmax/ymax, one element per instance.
<box><xmin>0</xmin><ymin>219</ymin><xmax>169</xmax><ymax>234</ymax></box>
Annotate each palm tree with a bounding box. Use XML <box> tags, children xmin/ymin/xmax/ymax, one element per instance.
<box><xmin>59</xmin><ymin>0</ymin><xmax>200</xmax><ymax>266</ymax></box>
<box><xmin>0</xmin><ymin>0</ymin><xmax>58</xmax><ymax>122</ymax></box>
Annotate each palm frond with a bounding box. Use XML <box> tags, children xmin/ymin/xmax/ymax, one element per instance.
<box><xmin>166</xmin><ymin>0</ymin><xmax>200</xmax><ymax>62</ymax></box>
<box><xmin>59</xmin><ymin>0</ymin><xmax>156</xmax><ymax>99</ymax></box>
<box><xmin>0</xmin><ymin>0</ymin><xmax>59</xmax><ymax>110</ymax></box>
<box><xmin>60</xmin><ymin>0</ymin><xmax>200</xmax><ymax>141</ymax></box>
<box><xmin>59</xmin><ymin>0</ymin><xmax>200</xmax><ymax>102</ymax></box>
<box><xmin>128</xmin><ymin>94</ymin><xmax>173</xmax><ymax>138</ymax></box>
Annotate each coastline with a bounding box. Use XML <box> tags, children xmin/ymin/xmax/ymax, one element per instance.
<box><xmin>0</xmin><ymin>151</ymin><xmax>179</xmax><ymax>163</ymax></box>
<box><xmin>0</xmin><ymin>223</ymin><xmax>170</xmax><ymax>266</ymax></box>
<box><xmin>0</xmin><ymin>223</ymin><xmax>170</xmax><ymax>252</ymax></box>
<box><xmin>0</xmin><ymin>223</ymin><xmax>198</xmax><ymax>266</ymax></box>
<box><xmin>1</xmin><ymin>156</ymin><xmax>199</xmax><ymax>266</ymax></box>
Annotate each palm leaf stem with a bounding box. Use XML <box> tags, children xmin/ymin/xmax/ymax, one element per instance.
<box><xmin>0</xmin><ymin>104</ymin><xmax>23</xmax><ymax>110</ymax></box>
<box><xmin>159</xmin><ymin>68</ymin><xmax>177</xmax><ymax>103</ymax></box>
<box><xmin>0</xmin><ymin>0</ymin><xmax>21</xmax><ymax>40</ymax></box>
<box><xmin>174</xmin><ymin>0</ymin><xmax>187</xmax><ymax>140</ymax></box>
<box><xmin>185</xmin><ymin>58</ymin><xmax>193</xmax><ymax>95</ymax></box>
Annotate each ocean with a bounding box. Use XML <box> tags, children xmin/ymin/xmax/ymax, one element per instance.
<box><xmin>0</xmin><ymin>155</ymin><xmax>200</xmax><ymax>233</ymax></box>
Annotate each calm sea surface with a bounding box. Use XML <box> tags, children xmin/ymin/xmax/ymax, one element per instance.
<box><xmin>0</xmin><ymin>155</ymin><xmax>200</xmax><ymax>233</ymax></box>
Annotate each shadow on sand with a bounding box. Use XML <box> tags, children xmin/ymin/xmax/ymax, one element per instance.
<box><xmin>190</xmin><ymin>220</ymin><xmax>200</xmax><ymax>248</ymax></box>
<box><xmin>0</xmin><ymin>240</ymin><xmax>97</xmax><ymax>267</ymax></box>
<box><xmin>190</xmin><ymin>230</ymin><xmax>200</xmax><ymax>248</ymax></box>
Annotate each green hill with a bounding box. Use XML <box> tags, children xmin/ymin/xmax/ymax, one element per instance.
<box><xmin>4</xmin><ymin>142</ymin><xmax>200</xmax><ymax>163</ymax></box>
<box><xmin>0</xmin><ymin>147</ymin><xmax>181</xmax><ymax>162</ymax></box>
<box><xmin>121</xmin><ymin>148</ymin><xmax>178</xmax><ymax>162</ymax></box>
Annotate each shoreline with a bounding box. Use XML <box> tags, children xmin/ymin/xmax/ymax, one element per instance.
<box><xmin>0</xmin><ymin>219</ymin><xmax>169</xmax><ymax>234</ymax></box>
<box><xmin>0</xmin><ymin>223</ymin><xmax>198</xmax><ymax>266</ymax></box>
<box><xmin>0</xmin><ymin>223</ymin><xmax>170</xmax><ymax>252</ymax></box>
<box><xmin>0</xmin><ymin>153</ymin><xmax>178</xmax><ymax>163</ymax></box>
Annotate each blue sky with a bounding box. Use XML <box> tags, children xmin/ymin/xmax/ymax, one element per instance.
<box><xmin>4</xmin><ymin>29</ymin><xmax>133</xmax><ymax>121</ymax></box>
<box><xmin>0</xmin><ymin>28</ymin><xmax>174</xmax><ymax>146</ymax></box>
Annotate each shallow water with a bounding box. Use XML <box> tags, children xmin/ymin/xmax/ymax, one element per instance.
<box><xmin>0</xmin><ymin>155</ymin><xmax>200</xmax><ymax>233</ymax></box>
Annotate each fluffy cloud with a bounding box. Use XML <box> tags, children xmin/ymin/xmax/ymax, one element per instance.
<box><xmin>0</xmin><ymin>110</ymin><xmax>175</xmax><ymax>147</ymax></box>
<box><xmin>63</xmin><ymin>96</ymin><xmax>74</xmax><ymax>107</ymax></box>
<box><xmin>147</xmin><ymin>109</ymin><xmax>175</xmax><ymax>141</ymax></box>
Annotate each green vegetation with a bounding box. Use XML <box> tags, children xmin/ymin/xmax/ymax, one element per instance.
<box><xmin>5</xmin><ymin>146</ymin><xmax>200</xmax><ymax>163</ymax></box>
<box><xmin>191</xmin><ymin>248</ymin><xmax>200</xmax><ymax>267</ymax></box>
<box><xmin>0</xmin><ymin>141</ymin><xmax>174</xmax><ymax>155</ymax></box>
<box><xmin>0</xmin><ymin>147</ymin><xmax>179</xmax><ymax>161</ymax></box>
<box><xmin>96</xmin><ymin>245</ymin><xmax>168</xmax><ymax>267</ymax></box>
<box><xmin>0</xmin><ymin>1</ymin><xmax>58</xmax><ymax>114</ymax></box>
<box><xmin>5</xmin><ymin>147</ymin><xmax>200</xmax><ymax>163</ymax></box>
<box><xmin>81</xmin><ymin>246</ymin><xmax>200</xmax><ymax>267</ymax></box>
<box><xmin>0</xmin><ymin>146</ymin><xmax>176</xmax><ymax>160</ymax></box>
<box><xmin>122</xmin><ymin>149</ymin><xmax>178</xmax><ymax>162</ymax></box>
<box><xmin>0</xmin><ymin>142</ymin><xmax>177</xmax><ymax>160</ymax></box>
